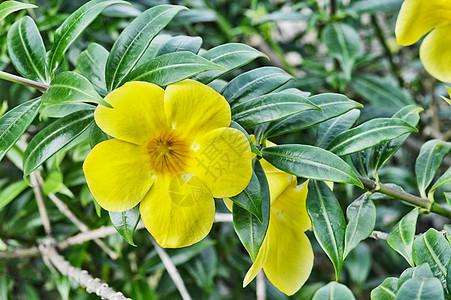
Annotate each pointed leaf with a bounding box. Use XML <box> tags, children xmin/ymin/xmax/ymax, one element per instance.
<box><xmin>395</xmin><ymin>277</ymin><xmax>444</xmax><ymax>300</ymax></box>
<box><xmin>76</xmin><ymin>43</ymin><xmax>109</xmax><ymax>95</ymax></box>
<box><xmin>229</xmin><ymin>121</ymin><xmax>261</xmax><ymax>156</ymax></box>
<box><xmin>371</xmin><ymin>277</ymin><xmax>398</xmax><ymax>300</ymax></box>
<box><xmin>0</xmin><ymin>180</ymin><xmax>28</xmax><ymax>211</ymax></box>
<box><xmin>230</xmin><ymin>168</ymin><xmax>263</xmax><ymax>222</ymax></box>
<box><xmin>157</xmin><ymin>35</ymin><xmax>202</xmax><ymax>56</ymax></box>
<box><xmin>109</xmin><ymin>206</ymin><xmax>140</xmax><ymax>246</ymax></box>
<box><xmin>317</xmin><ymin>109</ymin><xmax>360</xmax><ymax>148</ymax></box>
<box><xmin>0</xmin><ymin>1</ymin><xmax>36</xmax><ymax>22</ymax></box>
<box><xmin>312</xmin><ymin>282</ymin><xmax>356</xmax><ymax>300</ymax></box>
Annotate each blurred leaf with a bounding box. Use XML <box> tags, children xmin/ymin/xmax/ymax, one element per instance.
<box><xmin>327</xmin><ymin>118</ymin><xmax>418</xmax><ymax>156</ymax></box>
<box><xmin>232</xmin><ymin>92</ymin><xmax>320</xmax><ymax>128</ymax></box>
<box><xmin>76</xmin><ymin>43</ymin><xmax>109</xmax><ymax>95</ymax></box>
<box><xmin>0</xmin><ymin>1</ymin><xmax>36</xmax><ymax>22</ymax></box>
<box><xmin>23</xmin><ymin>109</ymin><xmax>94</xmax><ymax>176</ymax></box>
<box><xmin>317</xmin><ymin>109</ymin><xmax>360</xmax><ymax>149</ymax></box>
<box><xmin>7</xmin><ymin>16</ymin><xmax>48</xmax><ymax>83</ymax></box>
<box><xmin>395</xmin><ymin>277</ymin><xmax>444</xmax><ymax>300</ymax></box>
<box><xmin>47</xmin><ymin>0</ymin><xmax>128</xmax><ymax>73</ymax></box>
<box><xmin>105</xmin><ymin>5</ymin><xmax>187</xmax><ymax>91</ymax></box>
<box><xmin>312</xmin><ymin>281</ymin><xmax>355</xmax><ymax>300</ymax></box>
<box><xmin>398</xmin><ymin>263</ymin><xmax>434</xmax><ymax>288</ymax></box>
<box><xmin>387</xmin><ymin>208</ymin><xmax>419</xmax><ymax>267</ymax></box>
<box><xmin>0</xmin><ymin>98</ymin><xmax>41</xmax><ymax>162</ymax></box>
<box><xmin>262</xmin><ymin>145</ymin><xmax>362</xmax><ymax>187</ymax></box>
<box><xmin>125</xmin><ymin>51</ymin><xmax>224</xmax><ymax>86</ymax></box>
<box><xmin>229</xmin><ymin>121</ymin><xmax>261</xmax><ymax>156</ymax></box>
<box><xmin>157</xmin><ymin>35</ymin><xmax>202</xmax><ymax>56</ymax></box>
<box><xmin>344</xmin><ymin>243</ymin><xmax>372</xmax><ymax>287</ymax></box>
<box><xmin>254</xmin><ymin>11</ymin><xmax>309</xmax><ymax>24</ymax></box>
<box><xmin>371</xmin><ymin>277</ymin><xmax>398</xmax><ymax>300</ymax></box>
<box><xmin>0</xmin><ymin>180</ymin><xmax>28</xmax><ymax>210</ymax></box>
<box><xmin>307</xmin><ymin>181</ymin><xmax>346</xmax><ymax>279</ymax></box>
<box><xmin>109</xmin><ymin>205</ymin><xmax>140</xmax><ymax>246</ymax></box>
<box><xmin>344</xmin><ymin>193</ymin><xmax>376</xmax><ymax>258</ymax></box>
<box><xmin>415</xmin><ymin>140</ymin><xmax>451</xmax><ymax>197</ymax></box>
<box><xmin>350</xmin><ymin>0</ymin><xmax>403</xmax><ymax>14</ymax></box>
<box><xmin>129</xmin><ymin>279</ymin><xmax>157</xmax><ymax>300</ymax></box>
<box><xmin>429</xmin><ymin>167</ymin><xmax>450</xmax><ymax>196</ymax></box>
<box><xmin>174</xmin><ymin>8</ymin><xmax>217</xmax><ymax>24</ymax></box>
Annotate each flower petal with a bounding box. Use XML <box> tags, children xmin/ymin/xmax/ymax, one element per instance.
<box><xmin>395</xmin><ymin>0</ymin><xmax>451</xmax><ymax>45</ymax></box>
<box><xmin>95</xmin><ymin>81</ymin><xmax>168</xmax><ymax>145</ymax></box>
<box><xmin>164</xmin><ymin>79</ymin><xmax>231</xmax><ymax>137</ymax></box>
<box><xmin>140</xmin><ymin>173</ymin><xmax>215</xmax><ymax>248</ymax></box>
<box><xmin>83</xmin><ymin>138</ymin><xmax>154</xmax><ymax>212</ymax></box>
<box><xmin>420</xmin><ymin>25</ymin><xmax>451</xmax><ymax>82</ymax></box>
<box><xmin>191</xmin><ymin>127</ymin><xmax>252</xmax><ymax>197</ymax></box>
<box><xmin>243</xmin><ymin>236</ymin><xmax>269</xmax><ymax>287</ymax></box>
<box><xmin>261</xmin><ymin>159</ymin><xmax>296</xmax><ymax>204</ymax></box>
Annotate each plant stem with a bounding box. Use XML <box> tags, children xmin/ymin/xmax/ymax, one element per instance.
<box><xmin>0</xmin><ymin>70</ymin><xmax>48</xmax><ymax>91</ymax></box>
<box><xmin>359</xmin><ymin>177</ymin><xmax>451</xmax><ymax>219</ymax></box>
<box><xmin>330</xmin><ymin>0</ymin><xmax>337</xmax><ymax>15</ymax></box>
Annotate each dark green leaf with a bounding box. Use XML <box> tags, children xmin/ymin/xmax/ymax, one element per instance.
<box><xmin>0</xmin><ymin>180</ymin><xmax>28</xmax><ymax>211</ymax></box>
<box><xmin>371</xmin><ymin>277</ymin><xmax>398</xmax><ymax>300</ymax></box>
<box><xmin>350</xmin><ymin>148</ymin><xmax>371</xmax><ymax>178</ymax></box>
<box><xmin>157</xmin><ymin>35</ymin><xmax>202</xmax><ymax>56</ymax></box>
<box><xmin>105</xmin><ymin>5</ymin><xmax>187</xmax><ymax>91</ymax></box>
<box><xmin>230</xmin><ymin>169</ymin><xmax>263</xmax><ymax>222</ymax></box>
<box><xmin>109</xmin><ymin>206</ymin><xmax>140</xmax><ymax>246</ymax></box>
<box><xmin>327</xmin><ymin>118</ymin><xmax>418</xmax><ymax>156</ymax></box>
<box><xmin>232</xmin><ymin>92</ymin><xmax>320</xmax><ymax>128</ymax></box>
<box><xmin>430</xmin><ymin>167</ymin><xmax>451</xmax><ymax>196</ymax></box>
<box><xmin>124</xmin><ymin>51</ymin><xmax>224</xmax><ymax>86</ymax></box>
<box><xmin>398</xmin><ymin>263</ymin><xmax>434</xmax><ymax>288</ymax></box>
<box><xmin>262</xmin><ymin>145</ymin><xmax>362</xmax><ymax>187</ymax></box>
<box><xmin>317</xmin><ymin>109</ymin><xmax>360</xmax><ymax>149</ymax></box>
<box><xmin>387</xmin><ymin>208</ymin><xmax>419</xmax><ymax>267</ymax></box>
<box><xmin>0</xmin><ymin>98</ymin><xmax>41</xmax><ymax>162</ymax></box>
<box><xmin>47</xmin><ymin>0</ymin><xmax>128</xmax><ymax>73</ymax></box>
<box><xmin>307</xmin><ymin>181</ymin><xmax>346</xmax><ymax>279</ymax></box>
<box><xmin>312</xmin><ymin>282</ymin><xmax>355</xmax><ymax>300</ymax></box>
<box><xmin>89</xmin><ymin>123</ymin><xmax>108</xmax><ymax>148</ymax></box>
<box><xmin>76</xmin><ymin>43</ymin><xmax>109</xmax><ymax>95</ymax></box>
<box><xmin>0</xmin><ymin>1</ymin><xmax>36</xmax><ymax>22</ymax></box>
<box><xmin>23</xmin><ymin>109</ymin><xmax>94</xmax><ymax>176</ymax></box>
<box><xmin>255</xmin><ymin>11</ymin><xmax>309</xmax><ymax>24</ymax></box>
<box><xmin>7</xmin><ymin>16</ymin><xmax>48</xmax><ymax>83</ymax></box>
<box><xmin>395</xmin><ymin>277</ymin><xmax>444</xmax><ymax>300</ymax></box>
<box><xmin>344</xmin><ymin>193</ymin><xmax>376</xmax><ymax>258</ymax></box>
<box><xmin>229</xmin><ymin>121</ymin><xmax>261</xmax><ymax>156</ymax></box>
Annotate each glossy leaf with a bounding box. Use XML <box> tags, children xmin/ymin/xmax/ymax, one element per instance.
<box><xmin>230</xmin><ymin>167</ymin><xmax>263</xmax><ymax>222</ymax></box>
<box><xmin>307</xmin><ymin>180</ymin><xmax>346</xmax><ymax>279</ymax></box>
<box><xmin>312</xmin><ymin>281</ymin><xmax>355</xmax><ymax>300</ymax></box>
<box><xmin>76</xmin><ymin>43</ymin><xmax>109</xmax><ymax>95</ymax></box>
<box><xmin>231</xmin><ymin>92</ymin><xmax>320</xmax><ymax>128</ymax></box>
<box><xmin>7</xmin><ymin>16</ymin><xmax>48</xmax><ymax>83</ymax></box>
<box><xmin>41</xmin><ymin>71</ymin><xmax>109</xmax><ymax>107</ymax></box>
<box><xmin>259</xmin><ymin>93</ymin><xmax>363</xmax><ymax>139</ymax></box>
<box><xmin>124</xmin><ymin>51</ymin><xmax>224</xmax><ymax>86</ymax></box>
<box><xmin>350</xmin><ymin>148</ymin><xmax>371</xmax><ymax>178</ymax></box>
<box><xmin>0</xmin><ymin>1</ymin><xmax>36</xmax><ymax>22</ymax></box>
<box><xmin>317</xmin><ymin>109</ymin><xmax>360</xmax><ymax>149</ymax></box>
<box><xmin>0</xmin><ymin>98</ymin><xmax>42</xmax><ymax>162</ymax></box>
<box><xmin>371</xmin><ymin>277</ymin><xmax>398</xmax><ymax>300</ymax></box>
<box><xmin>221</xmin><ymin>67</ymin><xmax>293</xmax><ymax>106</ymax></box>
<box><xmin>429</xmin><ymin>167</ymin><xmax>451</xmax><ymax>196</ymax></box>
<box><xmin>105</xmin><ymin>5</ymin><xmax>186</xmax><ymax>91</ymax></box>
<box><xmin>233</xmin><ymin>159</ymin><xmax>270</xmax><ymax>261</ymax></box>
<box><xmin>89</xmin><ymin>123</ymin><xmax>109</xmax><ymax>149</ymax></box>
<box><xmin>157</xmin><ymin>35</ymin><xmax>202</xmax><ymax>56</ymax></box>
<box><xmin>229</xmin><ymin>121</ymin><xmax>261</xmax><ymax>156</ymax></box>
<box><xmin>262</xmin><ymin>145</ymin><xmax>362</xmax><ymax>187</ymax></box>
<box><xmin>47</xmin><ymin>0</ymin><xmax>128</xmax><ymax>73</ymax></box>
<box><xmin>109</xmin><ymin>206</ymin><xmax>140</xmax><ymax>246</ymax></box>
<box><xmin>343</xmin><ymin>193</ymin><xmax>376</xmax><ymax>258</ymax></box>
<box><xmin>387</xmin><ymin>208</ymin><xmax>419</xmax><ymax>267</ymax></box>
<box><xmin>23</xmin><ymin>109</ymin><xmax>95</xmax><ymax>176</ymax></box>
<box><xmin>395</xmin><ymin>277</ymin><xmax>444</xmax><ymax>300</ymax></box>
<box><xmin>327</xmin><ymin>118</ymin><xmax>418</xmax><ymax>156</ymax></box>
<box><xmin>415</xmin><ymin>140</ymin><xmax>451</xmax><ymax>198</ymax></box>
<box><xmin>398</xmin><ymin>263</ymin><xmax>434</xmax><ymax>288</ymax></box>
<box><xmin>196</xmin><ymin>43</ymin><xmax>268</xmax><ymax>84</ymax></box>
<box><xmin>0</xmin><ymin>180</ymin><xmax>28</xmax><ymax>211</ymax></box>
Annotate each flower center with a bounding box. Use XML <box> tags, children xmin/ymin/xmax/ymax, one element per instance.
<box><xmin>147</xmin><ymin>131</ymin><xmax>191</xmax><ymax>175</ymax></box>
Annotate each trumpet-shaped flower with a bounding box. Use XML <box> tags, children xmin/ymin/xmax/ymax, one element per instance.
<box><xmin>83</xmin><ymin>80</ymin><xmax>252</xmax><ymax>248</ymax></box>
<box><xmin>225</xmin><ymin>142</ymin><xmax>313</xmax><ymax>295</ymax></box>
<box><xmin>395</xmin><ymin>0</ymin><xmax>451</xmax><ymax>82</ymax></box>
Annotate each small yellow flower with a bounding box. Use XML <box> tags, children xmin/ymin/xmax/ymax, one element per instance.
<box><xmin>83</xmin><ymin>80</ymin><xmax>252</xmax><ymax>248</ymax></box>
<box><xmin>225</xmin><ymin>141</ymin><xmax>314</xmax><ymax>296</ymax></box>
<box><xmin>395</xmin><ymin>0</ymin><xmax>451</xmax><ymax>82</ymax></box>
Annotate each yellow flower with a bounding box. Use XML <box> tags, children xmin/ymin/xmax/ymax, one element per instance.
<box><xmin>83</xmin><ymin>80</ymin><xmax>252</xmax><ymax>248</ymax></box>
<box><xmin>395</xmin><ymin>0</ymin><xmax>451</xmax><ymax>82</ymax></box>
<box><xmin>225</xmin><ymin>141</ymin><xmax>313</xmax><ymax>295</ymax></box>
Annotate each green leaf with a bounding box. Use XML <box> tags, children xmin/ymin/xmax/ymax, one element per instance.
<box><xmin>41</xmin><ymin>71</ymin><xmax>110</xmax><ymax>107</ymax></box>
<box><xmin>109</xmin><ymin>205</ymin><xmax>140</xmax><ymax>246</ymax></box>
<box><xmin>262</xmin><ymin>145</ymin><xmax>362</xmax><ymax>187</ymax></box>
<box><xmin>23</xmin><ymin>109</ymin><xmax>94</xmax><ymax>176</ymax></box>
<box><xmin>415</xmin><ymin>140</ymin><xmax>451</xmax><ymax>198</ymax></box>
<box><xmin>429</xmin><ymin>167</ymin><xmax>451</xmax><ymax>196</ymax></box>
<box><xmin>350</xmin><ymin>0</ymin><xmax>403</xmax><ymax>14</ymax></box>
<box><xmin>195</xmin><ymin>43</ymin><xmax>268</xmax><ymax>84</ymax></box>
<box><xmin>105</xmin><ymin>5</ymin><xmax>187</xmax><ymax>91</ymax></box>
<box><xmin>157</xmin><ymin>35</ymin><xmax>202</xmax><ymax>56</ymax></box>
<box><xmin>76</xmin><ymin>43</ymin><xmax>109</xmax><ymax>95</ymax></box>
<box><xmin>312</xmin><ymin>282</ymin><xmax>356</xmax><ymax>300</ymax></box>
<box><xmin>229</xmin><ymin>121</ymin><xmax>261</xmax><ymax>156</ymax></box>
<box><xmin>221</xmin><ymin>67</ymin><xmax>293</xmax><ymax>107</ymax></box>
<box><xmin>395</xmin><ymin>277</ymin><xmax>444</xmax><ymax>300</ymax></box>
<box><xmin>230</xmin><ymin>167</ymin><xmax>263</xmax><ymax>222</ymax></box>
<box><xmin>327</xmin><ymin>118</ymin><xmax>418</xmax><ymax>156</ymax></box>
<box><xmin>0</xmin><ymin>1</ymin><xmax>36</xmax><ymax>22</ymax></box>
<box><xmin>343</xmin><ymin>193</ymin><xmax>376</xmax><ymax>258</ymax></box>
<box><xmin>124</xmin><ymin>51</ymin><xmax>224</xmax><ymax>86</ymax></box>
<box><xmin>413</xmin><ymin>228</ymin><xmax>451</xmax><ymax>293</ymax></box>
<box><xmin>371</xmin><ymin>277</ymin><xmax>398</xmax><ymax>300</ymax></box>
<box><xmin>321</xmin><ymin>23</ymin><xmax>361</xmax><ymax>78</ymax></box>
<box><xmin>307</xmin><ymin>181</ymin><xmax>346</xmax><ymax>279</ymax></box>
<box><xmin>259</xmin><ymin>93</ymin><xmax>363</xmax><ymax>139</ymax></box>
<box><xmin>47</xmin><ymin>0</ymin><xmax>128</xmax><ymax>74</ymax></box>
<box><xmin>387</xmin><ymin>208</ymin><xmax>419</xmax><ymax>267</ymax></box>
<box><xmin>317</xmin><ymin>109</ymin><xmax>360</xmax><ymax>149</ymax></box>
<box><xmin>398</xmin><ymin>263</ymin><xmax>434</xmax><ymax>289</ymax></box>
<box><xmin>0</xmin><ymin>180</ymin><xmax>28</xmax><ymax>211</ymax></box>
<box><xmin>0</xmin><ymin>98</ymin><xmax>42</xmax><ymax>162</ymax></box>
<box><xmin>350</xmin><ymin>148</ymin><xmax>371</xmax><ymax>178</ymax></box>
<box><xmin>233</xmin><ymin>159</ymin><xmax>270</xmax><ymax>261</ymax></box>
<box><xmin>7</xmin><ymin>16</ymin><xmax>48</xmax><ymax>84</ymax></box>
<box><xmin>231</xmin><ymin>92</ymin><xmax>320</xmax><ymax>128</ymax></box>
<box><xmin>371</xmin><ymin>105</ymin><xmax>423</xmax><ymax>173</ymax></box>
<box><xmin>344</xmin><ymin>243</ymin><xmax>372</xmax><ymax>287</ymax></box>
<box><xmin>89</xmin><ymin>123</ymin><xmax>108</xmax><ymax>148</ymax></box>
